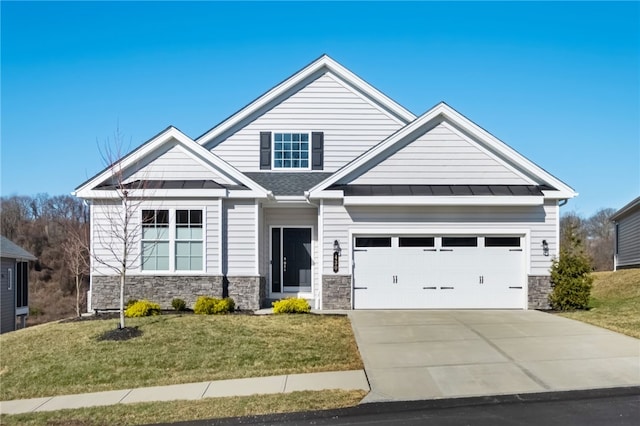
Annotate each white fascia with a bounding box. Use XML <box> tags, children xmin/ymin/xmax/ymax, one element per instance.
<box><xmin>342</xmin><ymin>196</ymin><xmax>545</xmax><ymax>207</ymax></box>
<box><xmin>74</xmin><ymin>127</ymin><xmax>269</xmax><ymax>199</ymax></box>
<box><xmin>308</xmin><ymin>103</ymin><xmax>578</xmax><ymax>199</ymax></box>
<box><xmin>195</xmin><ymin>55</ymin><xmax>415</xmax><ymax>146</ymax></box>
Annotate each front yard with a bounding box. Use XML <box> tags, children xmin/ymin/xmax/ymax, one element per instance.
<box><xmin>558</xmin><ymin>269</ymin><xmax>640</xmax><ymax>338</ymax></box>
<box><xmin>0</xmin><ymin>314</ymin><xmax>363</xmax><ymax>401</ymax></box>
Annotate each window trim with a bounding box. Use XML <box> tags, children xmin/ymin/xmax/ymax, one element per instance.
<box><xmin>175</xmin><ymin>209</ymin><xmax>204</xmax><ymax>272</ymax></box>
<box><xmin>272</xmin><ymin>132</ymin><xmax>311</xmax><ymax>170</ymax></box>
<box><xmin>140</xmin><ymin>208</ymin><xmax>206</xmax><ymax>274</ymax></box>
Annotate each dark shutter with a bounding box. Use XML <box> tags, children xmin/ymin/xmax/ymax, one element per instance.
<box><xmin>259</xmin><ymin>132</ymin><xmax>271</xmax><ymax>170</ymax></box>
<box><xmin>311</xmin><ymin>132</ymin><xmax>324</xmax><ymax>170</ymax></box>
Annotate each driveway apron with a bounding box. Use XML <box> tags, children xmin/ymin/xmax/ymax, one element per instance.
<box><xmin>348</xmin><ymin>310</ymin><xmax>640</xmax><ymax>403</ymax></box>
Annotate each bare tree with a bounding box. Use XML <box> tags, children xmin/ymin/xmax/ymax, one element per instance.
<box><xmin>586</xmin><ymin>208</ymin><xmax>616</xmax><ymax>271</ymax></box>
<box><xmin>90</xmin><ymin>130</ymin><xmax>148</xmax><ymax>329</ymax></box>
<box><xmin>62</xmin><ymin>223</ymin><xmax>90</xmax><ymax>316</ymax></box>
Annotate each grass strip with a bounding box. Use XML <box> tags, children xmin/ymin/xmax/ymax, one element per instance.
<box><xmin>0</xmin><ymin>389</ymin><xmax>367</xmax><ymax>426</ymax></box>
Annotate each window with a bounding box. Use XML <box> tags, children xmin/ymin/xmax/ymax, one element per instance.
<box><xmin>399</xmin><ymin>237</ymin><xmax>435</xmax><ymax>247</ymax></box>
<box><xmin>142</xmin><ymin>210</ymin><xmax>169</xmax><ymax>271</ymax></box>
<box><xmin>16</xmin><ymin>262</ymin><xmax>28</xmax><ymax>308</ymax></box>
<box><xmin>176</xmin><ymin>210</ymin><xmax>203</xmax><ymax>271</ymax></box>
<box><xmin>485</xmin><ymin>237</ymin><xmax>521</xmax><ymax>247</ymax></box>
<box><xmin>273</xmin><ymin>133</ymin><xmax>309</xmax><ymax>169</ymax></box>
<box><xmin>442</xmin><ymin>237</ymin><xmax>478</xmax><ymax>247</ymax></box>
<box><xmin>355</xmin><ymin>237</ymin><xmax>392</xmax><ymax>248</ymax></box>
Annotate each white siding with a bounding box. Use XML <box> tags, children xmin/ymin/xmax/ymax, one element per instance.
<box><xmin>125</xmin><ymin>142</ymin><xmax>234</xmax><ymax>185</ymax></box>
<box><xmin>616</xmin><ymin>209</ymin><xmax>640</xmax><ymax>268</ymax></box>
<box><xmin>91</xmin><ymin>200</ymin><xmax>141</xmax><ymax>275</ymax></box>
<box><xmin>210</xmin><ymin>73</ymin><xmax>404</xmax><ymax>172</ymax></box>
<box><xmin>321</xmin><ymin>199</ymin><xmax>556</xmax><ymax>276</ymax></box>
<box><xmin>224</xmin><ymin>200</ymin><xmax>257</xmax><ymax>275</ymax></box>
<box><xmin>91</xmin><ymin>199</ymin><xmax>220</xmax><ymax>275</ymax></box>
<box><xmin>350</xmin><ymin>122</ymin><xmax>531</xmax><ymax>185</ymax></box>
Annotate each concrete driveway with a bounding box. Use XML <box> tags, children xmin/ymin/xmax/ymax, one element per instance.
<box><xmin>348</xmin><ymin>310</ymin><xmax>640</xmax><ymax>403</ymax></box>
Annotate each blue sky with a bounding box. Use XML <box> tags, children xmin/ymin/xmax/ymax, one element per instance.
<box><xmin>2</xmin><ymin>1</ymin><xmax>638</xmax><ymax>217</ymax></box>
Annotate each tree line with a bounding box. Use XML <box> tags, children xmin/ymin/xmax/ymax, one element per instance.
<box><xmin>0</xmin><ymin>194</ymin><xmax>618</xmax><ymax>325</ymax></box>
<box><xmin>1</xmin><ymin>194</ymin><xmax>89</xmax><ymax>324</ymax></box>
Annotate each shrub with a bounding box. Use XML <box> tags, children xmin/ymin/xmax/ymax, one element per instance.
<box><xmin>171</xmin><ymin>298</ymin><xmax>187</xmax><ymax>311</ymax></box>
<box><xmin>125</xmin><ymin>299</ymin><xmax>138</xmax><ymax>309</ymax></box>
<box><xmin>124</xmin><ymin>300</ymin><xmax>161</xmax><ymax>318</ymax></box>
<box><xmin>272</xmin><ymin>298</ymin><xmax>311</xmax><ymax>314</ymax></box>
<box><xmin>193</xmin><ymin>296</ymin><xmax>235</xmax><ymax>315</ymax></box>
<box><xmin>549</xmin><ymin>249</ymin><xmax>594</xmax><ymax>311</ymax></box>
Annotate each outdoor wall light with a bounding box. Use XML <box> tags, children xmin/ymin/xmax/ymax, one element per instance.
<box><xmin>333</xmin><ymin>240</ymin><xmax>341</xmax><ymax>273</ymax></box>
<box><xmin>542</xmin><ymin>240</ymin><xmax>549</xmax><ymax>256</ymax></box>
<box><xmin>333</xmin><ymin>240</ymin><xmax>341</xmax><ymax>256</ymax></box>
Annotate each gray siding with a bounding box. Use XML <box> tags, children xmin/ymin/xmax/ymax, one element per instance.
<box><xmin>616</xmin><ymin>208</ymin><xmax>640</xmax><ymax>269</ymax></box>
<box><xmin>349</xmin><ymin>122</ymin><xmax>531</xmax><ymax>185</ymax></box>
<box><xmin>1</xmin><ymin>258</ymin><xmax>16</xmax><ymax>334</ymax></box>
<box><xmin>321</xmin><ymin>199</ymin><xmax>557</xmax><ymax>276</ymax></box>
<box><xmin>210</xmin><ymin>73</ymin><xmax>404</xmax><ymax>172</ymax></box>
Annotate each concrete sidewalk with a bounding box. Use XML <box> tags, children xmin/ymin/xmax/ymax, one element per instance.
<box><xmin>0</xmin><ymin>370</ymin><xmax>369</xmax><ymax>415</ymax></box>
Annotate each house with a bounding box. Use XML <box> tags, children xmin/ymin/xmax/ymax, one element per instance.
<box><xmin>1</xmin><ymin>236</ymin><xmax>36</xmax><ymax>333</ymax></box>
<box><xmin>74</xmin><ymin>55</ymin><xmax>577</xmax><ymax>311</ymax></box>
<box><xmin>611</xmin><ymin>196</ymin><xmax>640</xmax><ymax>270</ymax></box>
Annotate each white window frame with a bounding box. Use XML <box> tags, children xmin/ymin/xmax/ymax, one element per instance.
<box><xmin>175</xmin><ymin>209</ymin><xmax>204</xmax><ymax>272</ymax></box>
<box><xmin>141</xmin><ymin>209</ymin><xmax>170</xmax><ymax>272</ymax></box>
<box><xmin>272</xmin><ymin>132</ymin><xmax>311</xmax><ymax>170</ymax></box>
<box><xmin>140</xmin><ymin>208</ymin><xmax>206</xmax><ymax>274</ymax></box>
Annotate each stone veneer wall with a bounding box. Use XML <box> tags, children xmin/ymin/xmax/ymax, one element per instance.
<box><xmin>225</xmin><ymin>276</ymin><xmax>264</xmax><ymax>311</ymax></box>
<box><xmin>91</xmin><ymin>275</ymin><xmax>265</xmax><ymax>311</ymax></box>
<box><xmin>528</xmin><ymin>275</ymin><xmax>552</xmax><ymax>310</ymax></box>
<box><xmin>322</xmin><ymin>275</ymin><xmax>352</xmax><ymax>310</ymax></box>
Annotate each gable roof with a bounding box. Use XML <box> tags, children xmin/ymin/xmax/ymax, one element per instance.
<box><xmin>195</xmin><ymin>54</ymin><xmax>416</xmax><ymax>148</ymax></box>
<box><xmin>611</xmin><ymin>196</ymin><xmax>640</xmax><ymax>222</ymax></box>
<box><xmin>308</xmin><ymin>102</ymin><xmax>577</xmax><ymax>200</ymax></box>
<box><xmin>1</xmin><ymin>236</ymin><xmax>37</xmax><ymax>261</ymax></box>
<box><xmin>74</xmin><ymin>127</ymin><xmax>269</xmax><ymax>198</ymax></box>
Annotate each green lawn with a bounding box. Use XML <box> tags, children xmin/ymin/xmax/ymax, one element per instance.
<box><xmin>559</xmin><ymin>269</ymin><xmax>640</xmax><ymax>338</ymax></box>
<box><xmin>1</xmin><ymin>390</ymin><xmax>367</xmax><ymax>426</ymax></box>
<box><xmin>0</xmin><ymin>314</ymin><xmax>363</xmax><ymax>401</ymax></box>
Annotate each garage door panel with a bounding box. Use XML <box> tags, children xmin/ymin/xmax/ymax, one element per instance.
<box><xmin>353</xmin><ymin>235</ymin><xmax>526</xmax><ymax>310</ymax></box>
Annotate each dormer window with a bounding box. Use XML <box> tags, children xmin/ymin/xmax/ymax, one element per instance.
<box><xmin>274</xmin><ymin>133</ymin><xmax>309</xmax><ymax>169</ymax></box>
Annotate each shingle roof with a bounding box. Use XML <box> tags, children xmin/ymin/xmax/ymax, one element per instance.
<box><xmin>330</xmin><ymin>185</ymin><xmax>547</xmax><ymax>197</ymax></box>
<box><xmin>245</xmin><ymin>172</ymin><xmax>334</xmax><ymax>196</ymax></box>
<box><xmin>0</xmin><ymin>236</ymin><xmax>37</xmax><ymax>261</ymax></box>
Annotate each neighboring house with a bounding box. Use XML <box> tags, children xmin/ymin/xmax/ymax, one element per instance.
<box><xmin>1</xmin><ymin>236</ymin><xmax>36</xmax><ymax>333</ymax></box>
<box><xmin>611</xmin><ymin>196</ymin><xmax>640</xmax><ymax>270</ymax></box>
<box><xmin>74</xmin><ymin>55</ymin><xmax>577</xmax><ymax>311</ymax></box>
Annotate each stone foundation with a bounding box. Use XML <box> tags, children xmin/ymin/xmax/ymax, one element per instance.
<box><xmin>528</xmin><ymin>275</ymin><xmax>552</xmax><ymax>310</ymax></box>
<box><xmin>322</xmin><ymin>275</ymin><xmax>352</xmax><ymax>310</ymax></box>
<box><xmin>91</xmin><ymin>275</ymin><xmax>264</xmax><ymax>311</ymax></box>
<box><xmin>225</xmin><ymin>276</ymin><xmax>264</xmax><ymax>311</ymax></box>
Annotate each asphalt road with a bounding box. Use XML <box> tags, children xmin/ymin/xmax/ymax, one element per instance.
<box><xmin>151</xmin><ymin>387</ymin><xmax>640</xmax><ymax>426</ymax></box>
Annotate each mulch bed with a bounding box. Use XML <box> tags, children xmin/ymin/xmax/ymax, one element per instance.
<box><xmin>96</xmin><ymin>326</ymin><xmax>143</xmax><ymax>341</ymax></box>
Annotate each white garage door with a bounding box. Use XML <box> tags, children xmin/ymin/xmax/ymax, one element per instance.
<box><xmin>353</xmin><ymin>235</ymin><xmax>526</xmax><ymax>309</ymax></box>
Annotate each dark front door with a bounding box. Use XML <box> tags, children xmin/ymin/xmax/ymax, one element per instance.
<box><xmin>271</xmin><ymin>227</ymin><xmax>312</xmax><ymax>293</ymax></box>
